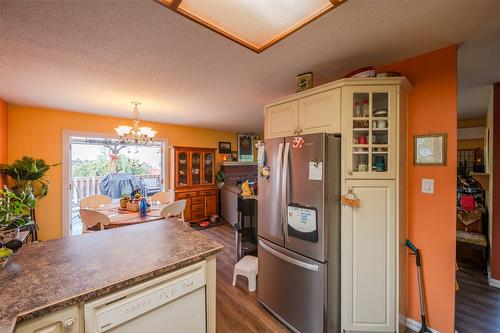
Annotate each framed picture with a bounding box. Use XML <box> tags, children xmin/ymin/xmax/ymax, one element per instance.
<box><xmin>218</xmin><ymin>141</ymin><xmax>231</xmax><ymax>154</ymax></box>
<box><xmin>296</xmin><ymin>72</ymin><xmax>313</xmax><ymax>92</ymax></box>
<box><xmin>237</xmin><ymin>134</ymin><xmax>254</xmax><ymax>161</ymax></box>
<box><xmin>414</xmin><ymin>133</ymin><xmax>447</xmax><ymax>166</ymax></box>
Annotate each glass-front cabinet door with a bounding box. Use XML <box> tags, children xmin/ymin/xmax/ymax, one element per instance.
<box><xmin>345</xmin><ymin>86</ymin><xmax>396</xmax><ymax>179</ymax></box>
<box><xmin>203</xmin><ymin>152</ymin><xmax>214</xmax><ymax>185</ymax></box>
<box><xmin>176</xmin><ymin>150</ymin><xmax>189</xmax><ymax>187</ymax></box>
<box><xmin>191</xmin><ymin>152</ymin><xmax>201</xmax><ymax>186</ymax></box>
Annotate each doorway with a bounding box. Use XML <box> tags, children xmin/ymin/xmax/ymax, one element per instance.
<box><xmin>455</xmin><ymin>116</ymin><xmax>500</xmax><ymax>332</ymax></box>
<box><xmin>62</xmin><ymin>132</ymin><xmax>166</xmax><ymax>236</ymax></box>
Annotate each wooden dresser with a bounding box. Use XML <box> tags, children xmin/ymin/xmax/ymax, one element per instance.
<box><xmin>170</xmin><ymin>146</ymin><xmax>218</xmax><ymax>223</ymax></box>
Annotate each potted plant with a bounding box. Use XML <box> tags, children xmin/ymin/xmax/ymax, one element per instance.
<box><xmin>216</xmin><ymin>170</ymin><xmax>225</xmax><ymax>189</ymax></box>
<box><xmin>0</xmin><ymin>187</ymin><xmax>34</xmax><ymax>269</ymax></box>
<box><xmin>0</xmin><ymin>186</ymin><xmax>36</xmax><ymax>236</ymax></box>
<box><xmin>0</xmin><ymin>156</ymin><xmax>58</xmax><ymax>199</ymax></box>
<box><xmin>120</xmin><ymin>194</ymin><xmax>130</xmax><ymax>210</ymax></box>
<box><xmin>0</xmin><ymin>156</ymin><xmax>59</xmax><ymax>242</ymax></box>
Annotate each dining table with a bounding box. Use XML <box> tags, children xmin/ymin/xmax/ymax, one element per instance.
<box><xmin>91</xmin><ymin>202</ymin><xmax>169</xmax><ymax>229</ymax></box>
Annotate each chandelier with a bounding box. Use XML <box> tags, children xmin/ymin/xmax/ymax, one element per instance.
<box><xmin>115</xmin><ymin>102</ymin><xmax>157</xmax><ymax>145</ymax></box>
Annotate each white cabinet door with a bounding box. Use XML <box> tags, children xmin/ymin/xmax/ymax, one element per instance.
<box><xmin>15</xmin><ymin>305</ymin><xmax>79</xmax><ymax>333</ymax></box>
<box><xmin>344</xmin><ymin>86</ymin><xmax>397</xmax><ymax>179</ymax></box>
<box><xmin>298</xmin><ymin>88</ymin><xmax>341</xmax><ymax>134</ymax></box>
<box><xmin>266</xmin><ymin>100</ymin><xmax>299</xmax><ymax>138</ymax></box>
<box><xmin>341</xmin><ymin>180</ymin><xmax>396</xmax><ymax>332</ymax></box>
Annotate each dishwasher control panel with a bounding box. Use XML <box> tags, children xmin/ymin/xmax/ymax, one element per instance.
<box><xmin>84</xmin><ymin>262</ymin><xmax>206</xmax><ymax>333</ymax></box>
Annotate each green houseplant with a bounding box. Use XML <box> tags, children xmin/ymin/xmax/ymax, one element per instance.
<box><xmin>0</xmin><ymin>156</ymin><xmax>58</xmax><ymax>199</ymax></box>
<box><xmin>0</xmin><ymin>186</ymin><xmax>36</xmax><ymax>230</ymax></box>
<box><xmin>216</xmin><ymin>170</ymin><xmax>225</xmax><ymax>189</ymax></box>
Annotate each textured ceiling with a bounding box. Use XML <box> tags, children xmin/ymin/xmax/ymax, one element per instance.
<box><xmin>1</xmin><ymin>0</ymin><xmax>500</xmax><ymax>133</ymax></box>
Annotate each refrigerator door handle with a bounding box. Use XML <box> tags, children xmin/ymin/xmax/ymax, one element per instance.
<box><xmin>281</xmin><ymin>142</ymin><xmax>290</xmax><ymax>243</ymax></box>
<box><xmin>275</xmin><ymin>143</ymin><xmax>284</xmax><ymax>235</ymax></box>
<box><xmin>259</xmin><ymin>240</ymin><xmax>320</xmax><ymax>272</ymax></box>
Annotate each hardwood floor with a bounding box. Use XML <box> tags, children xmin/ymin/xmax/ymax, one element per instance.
<box><xmin>455</xmin><ymin>259</ymin><xmax>500</xmax><ymax>333</ymax></box>
<box><xmin>199</xmin><ymin>222</ymin><xmax>419</xmax><ymax>333</ymax></box>
<box><xmin>200</xmin><ymin>222</ymin><xmax>290</xmax><ymax>333</ymax></box>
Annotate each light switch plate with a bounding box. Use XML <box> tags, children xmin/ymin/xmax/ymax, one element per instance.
<box><xmin>421</xmin><ymin>178</ymin><xmax>434</xmax><ymax>194</ymax></box>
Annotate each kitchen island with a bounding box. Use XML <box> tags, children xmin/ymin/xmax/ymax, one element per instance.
<box><xmin>0</xmin><ymin>218</ymin><xmax>223</xmax><ymax>333</ymax></box>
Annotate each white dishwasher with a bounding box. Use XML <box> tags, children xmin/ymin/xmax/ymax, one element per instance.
<box><xmin>84</xmin><ymin>261</ymin><xmax>206</xmax><ymax>333</ymax></box>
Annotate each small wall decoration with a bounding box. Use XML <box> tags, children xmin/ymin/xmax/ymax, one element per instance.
<box><xmin>218</xmin><ymin>141</ymin><xmax>232</xmax><ymax>154</ymax></box>
<box><xmin>340</xmin><ymin>188</ymin><xmax>360</xmax><ymax>207</ymax></box>
<box><xmin>296</xmin><ymin>72</ymin><xmax>313</xmax><ymax>92</ymax></box>
<box><xmin>292</xmin><ymin>136</ymin><xmax>304</xmax><ymax>149</ymax></box>
<box><xmin>238</xmin><ymin>134</ymin><xmax>254</xmax><ymax>161</ymax></box>
<box><xmin>414</xmin><ymin>133</ymin><xmax>447</xmax><ymax>166</ymax></box>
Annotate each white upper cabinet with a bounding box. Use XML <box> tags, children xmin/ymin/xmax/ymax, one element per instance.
<box><xmin>265</xmin><ymin>88</ymin><xmax>341</xmax><ymax>138</ymax></box>
<box><xmin>298</xmin><ymin>88</ymin><xmax>341</xmax><ymax>135</ymax></box>
<box><xmin>266</xmin><ymin>100</ymin><xmax>299</xmax><ymax>138</ymax></box>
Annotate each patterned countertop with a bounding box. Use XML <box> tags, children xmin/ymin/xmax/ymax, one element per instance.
<box><xmin>0</xmin><ymin>219</ymin><xmax>223</xmax><ymax>333</ymax></box>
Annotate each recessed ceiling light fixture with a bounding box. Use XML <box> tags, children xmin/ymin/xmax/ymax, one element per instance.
<box><xmin>156</xmin><ymin>0</ymin><xmax>346</xmax><ymax>53</ymax></box>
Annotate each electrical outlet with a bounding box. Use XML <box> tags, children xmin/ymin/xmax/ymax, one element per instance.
<box><xmin>421</xmin><ymin>178</ymin><xmax>434</xmax><ymax>194</ymax></box>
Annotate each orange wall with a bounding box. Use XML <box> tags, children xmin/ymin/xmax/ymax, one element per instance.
<box><xmin>7</xmin><ymin>104</ymin><xmax>238</xmax><ymax>240</ymax></box>
<box><xmin>0</xmin><ymin>98</ymin><xmax>7</xmax><ymax>187</ymax></box>
<box><xmin>378</xmin><ymin>46</ymin><xmax>457</xmax><ymax>333</ymax></box>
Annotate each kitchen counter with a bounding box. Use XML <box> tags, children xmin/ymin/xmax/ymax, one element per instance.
<box><xmin>0</xmin><ymin>219</ymin><xmax>223</xmax><ymax>333</ymax></box>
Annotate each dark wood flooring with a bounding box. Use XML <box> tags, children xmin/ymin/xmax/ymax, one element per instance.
<box><xmin>455</xmin><ymin>259</ymin><xmax>500</xmax><ymax>333</ymax></box>
<box><xmin>199</xmin><ymin>222</ymin><xmax>419</xmax><ymax>333</ymax></box>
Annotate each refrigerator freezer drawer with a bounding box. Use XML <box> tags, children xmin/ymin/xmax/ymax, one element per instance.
<box><xmin>258</xmin><ymin>238</ymin><xmax>326</xmax><ymax>333</ymax></box>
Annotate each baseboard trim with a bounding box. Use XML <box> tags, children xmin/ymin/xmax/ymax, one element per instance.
<box><xmin>406</xmin><ymin>317</ymin><xmax>440</xmax><ymax>333</ymax></box>
<box><xmin>488</xmin><ymin>277</ymin><xmax>500</xmax><ymax>288</ymax></box>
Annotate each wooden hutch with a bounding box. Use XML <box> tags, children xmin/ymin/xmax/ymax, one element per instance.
<box><xmin>169</xmin><ymin>146</ymin><xmax>218</xmax><ymax>222</ymax></box>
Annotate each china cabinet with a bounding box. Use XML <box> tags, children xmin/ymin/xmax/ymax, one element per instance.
<box><xmin>263</xmin><ymin>77</ymin><xmax>411</xmax><ymax>333</ymax></box>
<box><xmin>170</xmin><ymin>146</ymin><xmax>218</xmax><ymax>222</ymax></box>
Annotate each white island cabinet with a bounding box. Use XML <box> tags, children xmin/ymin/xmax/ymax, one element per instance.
<box><xmin>15</xmin><ymin>306</ymin><xmax>80</xmax><ymax>333</ymax></box>
<box><xmin>15</xmin><ymin>258</ymin><xmax>217</xmax><ymax>333</ymax></box>
<box><xmin>264</xmin><ymin>77</ymin><xmax>411</xmax><ymax>333</ymax></box>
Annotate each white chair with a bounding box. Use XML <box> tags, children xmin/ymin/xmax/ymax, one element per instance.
<box><xmin>79</xmin><ymin>209</ymin><xmax>111</xmax><ymax>233</ymax></box>
<box><xmin>232</xmin><ymin>255</ymin><xmax>258</xmax><ymax>292</ymax></box>
<box><xmin>79</xmin><ymin>194</ymin><xmax>112</xmax><ymax>209</ymax></box>
<box><xmin>160</xmin><ymin>200</ymin><xmax>187</xmax><ymax>222</ymax></box>
<box><xmin>150</xmin><ymin>191</ymin><xmax>172</xmax><ymax>204</ymax></box>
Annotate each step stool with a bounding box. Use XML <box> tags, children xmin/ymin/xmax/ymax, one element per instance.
<box><xmin>232</xmin><ymin>255</ymin><xmax>258</xmax><ymax>292</ymax></box>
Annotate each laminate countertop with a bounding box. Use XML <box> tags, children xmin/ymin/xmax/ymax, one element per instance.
<box><xmin>0</xmin><ymin>219</ymin><xmax>223</xmax><ymax>333</ymax></box>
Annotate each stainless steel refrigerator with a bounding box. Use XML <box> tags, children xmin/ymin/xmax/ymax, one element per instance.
<box><xmin>257</xmin><ymin>133</ymin><xmax>340</xmax><ymax>333</ymax></box>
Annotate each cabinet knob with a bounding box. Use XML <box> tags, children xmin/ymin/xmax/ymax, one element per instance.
<box><xmin>298</xmin><ymin>128</ymin><xmax>303</xmax><ymax>134</ymax></box>
<box><xmin>64</xmin><ymin>318</ymin><xmax>75</xmax><ymax>328</ymax></box>
<box><xmin>348</xmin><ymin>169</ymin><xmax>353</xmax><ymax>175</ymax></box>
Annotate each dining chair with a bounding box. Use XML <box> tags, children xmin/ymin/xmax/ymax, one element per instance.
<box><xmin>150</xmin><ymin>191</ymin><xmax>172</xmax><ymax>204</ymax></box>
<box><xmin>80</xmin><ymin>194</ymin><xmax>112</xmax><ymax>209</ymax></box>
<box><xmin>160</xmin><ymin>200</ymin><xmax>187</xmax><ymax>222</ymax></box>
<box><xmin>79</xmin><ymin>209</ymin><xmax>111</xmax><ymax>233</ymax></box>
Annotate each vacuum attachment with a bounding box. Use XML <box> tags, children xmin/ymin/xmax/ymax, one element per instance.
<box><xmin>406</xmin><ymin>240</ymin><xmax>432</xmax><ymax>333</ymax></box>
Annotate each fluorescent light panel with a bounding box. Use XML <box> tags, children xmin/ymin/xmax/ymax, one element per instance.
<box><xmin>167</xmin><ymin>0</ymin><xmax>340</xmax><ymax>52</ymax></box>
